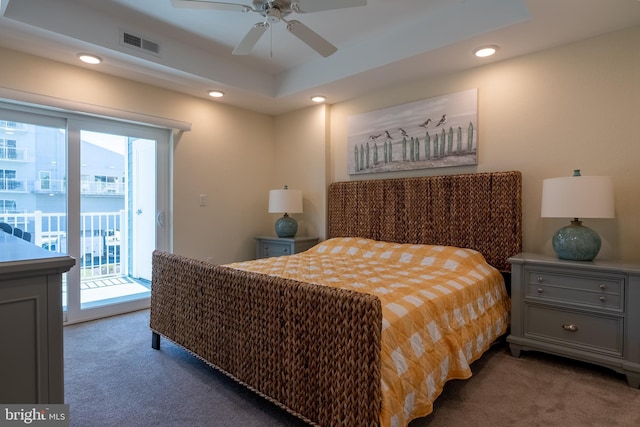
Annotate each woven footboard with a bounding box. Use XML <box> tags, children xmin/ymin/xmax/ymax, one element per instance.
<box><xmin>150</xmin><ymin>250</ymin><xmax>382</xmax><ymax>427</ymax></box>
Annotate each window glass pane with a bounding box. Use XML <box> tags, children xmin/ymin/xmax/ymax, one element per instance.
<box><xmin>79</xmin><ymin>130</ymin><xmax>155</xmax><ymax>310</ymax></box>
<box><xmin>0</xmin><ymin>116</ymin><xmax>67</xmax><ymax>305</ymax></box>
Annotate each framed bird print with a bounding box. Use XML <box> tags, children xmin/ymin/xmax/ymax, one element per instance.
<box><xmin>347</xmin><ymin>88</ymin><xmax>478</xmax><ymax>174</ymax></box>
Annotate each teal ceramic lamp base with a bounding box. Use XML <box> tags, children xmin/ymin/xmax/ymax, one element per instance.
<box><xmin>274</xmin><ymin>213</ymin><xmax>298</xmax><ymax>238</ymax></box>
<box><xmin>552</xmin><ymin>219</ymin><xmax>601</xmax><ymax>261</ymax></box>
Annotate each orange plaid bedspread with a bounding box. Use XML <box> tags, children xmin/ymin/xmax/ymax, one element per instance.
<box><xmin>227</xmin><ymin>237</ymin><xmax>510</xmax><ymax>426</ymax></box>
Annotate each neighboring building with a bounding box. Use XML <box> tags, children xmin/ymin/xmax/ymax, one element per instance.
<box><xmin>0</xmin><ymin>120</ymin><xmax>124</xmax><ymax>256</ymax></box>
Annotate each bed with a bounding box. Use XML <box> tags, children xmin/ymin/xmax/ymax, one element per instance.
<box><xmin>150</xmin><ymin>170</ymin><xmax>522</xmax><ymax>426</ymax></box>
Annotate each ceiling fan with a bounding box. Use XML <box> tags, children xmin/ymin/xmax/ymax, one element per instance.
<box><xmin>171</xmin><ymin>0</ymin><xmax>367</xmax><ymax>57</ymax></box>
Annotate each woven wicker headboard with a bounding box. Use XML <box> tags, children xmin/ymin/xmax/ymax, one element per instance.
<box><xmin>328</xmin><ymin>171</ymin><xmax>522</xmax><ymax>272</ymax></box>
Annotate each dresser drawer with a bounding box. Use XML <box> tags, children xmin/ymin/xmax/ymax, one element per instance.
<box><xmin>525</xmin><ymin>269</ymin><xmax>623</xmax><ymax>311</ymax></box>
<box><xmin>524</xmin><ymin>304</ymin><xmax>623</xmax><ymax>357</ymax></box>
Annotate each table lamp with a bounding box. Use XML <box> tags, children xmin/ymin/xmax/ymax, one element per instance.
<box><xmin>268</xmin><ymin>185</ymin><xmax>303</xmax><ymax>238</ymax></box>
<box><xmin>541</xmin><ymin>170</ymin><xmax>614</xmax><ymax>261</ymax></box>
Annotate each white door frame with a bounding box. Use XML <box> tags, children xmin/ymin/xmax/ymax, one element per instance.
<box><xmin>65</xmin><ymin>118</ymin><xmax>171</xmax><ymax>324</ymax></box>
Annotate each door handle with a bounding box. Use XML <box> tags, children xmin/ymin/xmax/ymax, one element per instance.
<box><xmin>156</xmin><ymin>211</ymin><xmax>165</xmax><ymax>227</ymax></box>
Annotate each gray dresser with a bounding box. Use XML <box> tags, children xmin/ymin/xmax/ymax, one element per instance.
<box><xmin>507</xmin><ymin>253</ymin><xmax>640</xmax><ymax>388</ymax></box>
<box><xmin>255</xmin><ymin>236</ymin><xmax>319</xmax><ymax>259</ymax></box>
<box><xmin>0</xmin><ymin>232</ymin><xmax>75</xmax><ymax>403</ymax></box>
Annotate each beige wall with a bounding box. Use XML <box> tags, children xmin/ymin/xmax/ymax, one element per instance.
<box><xmin>273</xmin><ymin>104</ymin><xmax>329</xmax><ymax>240</ymax></box>
<box><xmin>320</xmin><ymin>26</ymin><xmax>640</xmax><ymax>262</ymax></box>
<box><xmin>2</xmin><ymin>25</ymin><xmax>639</xmax><ymax>264</ymax></box>
<box><xmin>0</xmin><ymin>46</ymin><xmax>276</xmax><ymax>264</ymax></box>
<box><xmin>171</xmin><ymin>101</ymin><xmax>276</xmax><ymax>263</ymax></box>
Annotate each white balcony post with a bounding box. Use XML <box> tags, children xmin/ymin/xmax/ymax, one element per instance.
<box><xmin>120</xmin><ymin>209</ymin><xmax>128</xmax><ymax>275</ymax></box>
<box><xmin>34</xmin><ymin>210</ymin><xmax>42</xmax><ymax>246</ymax></box>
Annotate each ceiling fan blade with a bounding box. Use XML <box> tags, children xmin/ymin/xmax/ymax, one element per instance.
<box><xmin>232</xmin><ymin>23</ymin><xmax>268</xmax><ymax>55</ymax></box>
<box><xmin>293</xmin><ymin>0</ymin><xmax>366</xmax><ymax>13</ymax></box>
<box><xmin>286</xmin><ymin>20</ymin><xmax>337</xmax><ymax>57</ymax></box>
<box><xmin>170</xmin><ymin>0</ymin><xmax>252</xmax><ymax>12</ymax></box>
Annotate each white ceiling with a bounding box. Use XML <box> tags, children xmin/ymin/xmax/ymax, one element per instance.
<box><xmin>1</xmin><ymin>0</ymin><xmax>640</xmax><ymax>115</ymax></box>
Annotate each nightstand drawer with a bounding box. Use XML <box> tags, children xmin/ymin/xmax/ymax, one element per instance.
<box><xmin>524</xmin><ymin>304</ymin><xmax>623</xmax><ymax>356</ymax></box>
<box><xmin>255</xmin><ymin>236</ymin><xmax>319</xmax><ymax>259</ymax></box>
<box><xmin>260</xmin><ymin>242</ymin><xmax>291</xmax><ymax>258</ymax></box>
<box><xmin>526</xmin><ymin>269</ymin><xmax>623</xmax><ymax>310</ymax></box>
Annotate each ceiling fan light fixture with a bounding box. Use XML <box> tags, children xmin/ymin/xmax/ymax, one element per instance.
<box><xmin>311</xmin><ymin>95</ymin><xmax>326</xmax><ymax>103</ymax></box>
<box><xmin>266</xmin><ymin>7</ymin><xmax>282</xmax><ymax>23</ymax></box>
<box><xmin>473</xmin><ymin>45</ymin><xmax>498</xmax><ymax>58</ymax></box>
<box><xmin>78</xmin><ymin>53</ymin><xmax>102</xmax><ymax>64</ymax></box>
<box><xmin>208</xmin><ymin>90</ymin><xmax>225</xmax><ymax>98</ymax></box>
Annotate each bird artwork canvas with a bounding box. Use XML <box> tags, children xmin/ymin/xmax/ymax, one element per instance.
<box><xmin>347</xmin><ymin>88</ymin><xmax>478</xmax><ymax>174</ymax></box>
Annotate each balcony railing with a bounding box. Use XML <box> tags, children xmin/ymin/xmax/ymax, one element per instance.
<box><xmin>1</xmin><ymin>210</ymin><xmax>127</xmax><ymax>280</ymax></box>
<box><xmin>0</xmin><ymin>178</ymin><xmax>28</xmax><ymax>192</ymax></box>
<box><xmin>81</xmin><ymin>180</ymin><xmax>125</xmax><ymax>195</ymax></box>
<box><xmin>1</xmin><ymin>179</ymin><xmax>126</xmax><ymax>195</ymax></box>
<box><xmin>0</xmin><ymin>146</ymin><xmax>28</xmax><ymax>161</ymax></box>
<box><xmin>35</xmin><ymin>179</ymin><xmax>66</xmax><ymax>193</ymax></box>
<box><xmin>0</xmin><ymin>121</ymin><xmax>27</xmax><ymax>132</ymax></box>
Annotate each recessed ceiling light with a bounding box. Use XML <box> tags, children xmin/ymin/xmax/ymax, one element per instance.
<box><xmin>78</xmin><ymin>53</ymin><xmax>102</xmax><ymax>64</ymax></box>
<box><xmin>208</xmin><ymin>90</ymin><xmax>224</xmax><ymax>98</ymax></box>
<box><xmin>473</xmin><ymin>45</ymin><xmax>498</xmax><ymax>58</ymax></box>
<box><xmin>311</xmin><ymin>95</ymin><xmax>326</xmax><ymax>103</ymax></box>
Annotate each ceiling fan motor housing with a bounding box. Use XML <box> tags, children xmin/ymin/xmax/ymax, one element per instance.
<box><xmin>255</xmin><ymin>0</ymin><xmax>293</xmax><ymax>22</ymax></box>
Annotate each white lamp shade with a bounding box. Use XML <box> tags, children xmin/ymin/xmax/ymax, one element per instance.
<box><xmin>541</xmin><ymin>175</ymin><xmax>614</xmax><ymax>219</ymax></box>
<box><xmin>268</xmin><ymin>188</ymin><xmax>303</xmax><ymax>214</ymax></box>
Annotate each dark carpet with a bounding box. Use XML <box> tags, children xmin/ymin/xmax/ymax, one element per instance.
<box><xmin>64</xmin><ymin>310</ymin><xmax>640</xmax><ymax>426</ymax></box>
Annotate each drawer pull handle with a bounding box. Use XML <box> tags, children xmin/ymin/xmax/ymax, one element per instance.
<box><xmin>537</xmin><ymin>276</ymin><xmax>544</xmax><ymax>283</ymax></box>
<box><xmin>537</xmin><ymin>288</ymin><xmax>544</xmax><ymax>294</ymax></box>
<box><xmin>599</xmin><ymin>284</ymin><xmax>607</xmax><ymax>290</ymax></box>
<box><xmin>562</xmin><ymin>324</ymin><xmax>578</xmax><ymax>332</ymax></box>
<box><xmin>599</xmin><ymin>296</ymin><xmax>606</xmax><ymax>302</ymax></box>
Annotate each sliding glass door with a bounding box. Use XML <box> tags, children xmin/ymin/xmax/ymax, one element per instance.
<box><xmin>67</xmin><ymin>119</ymin><xmax>170</xmax><ymax>323</ymax></box>
<box><xmin>0</xmin><ymin>103</ymin><xmax>172</xmax><ymax>324</ymax></box>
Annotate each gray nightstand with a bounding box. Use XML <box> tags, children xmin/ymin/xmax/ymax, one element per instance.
<box><xmin>255</xmin><ymin>236</ymin><xmax>319</xmax><ymax>259</ymax></box>
<box><xmin>507</xmin><ymin>253</ymin><xmax>640</xmax><ymax>388</ymax></box>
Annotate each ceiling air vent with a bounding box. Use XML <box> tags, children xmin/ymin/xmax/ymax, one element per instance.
<box><xmin>120</xmin><ymin>30</ymin><xmax>160</xmax><ymax>56</ymax></box>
